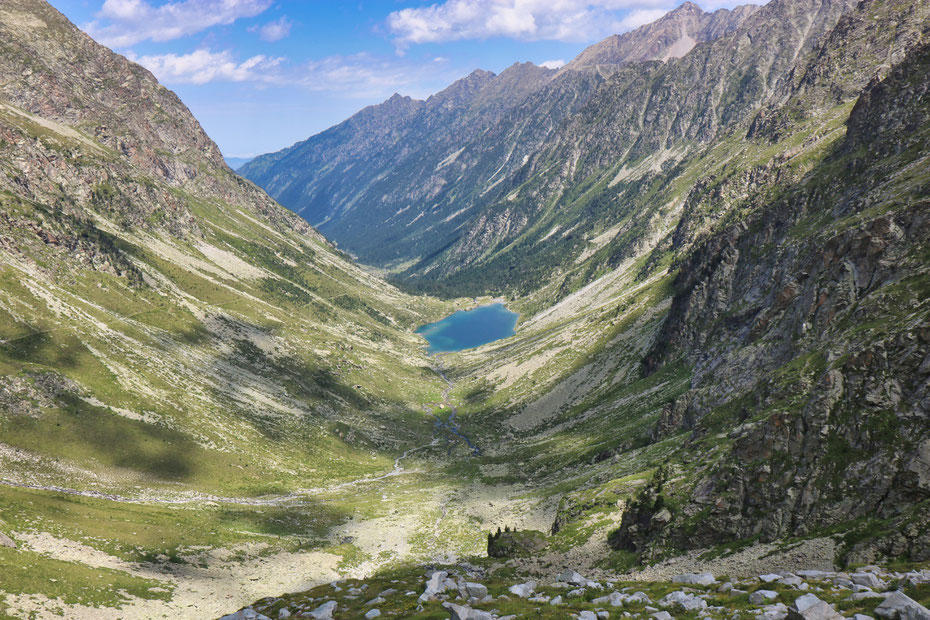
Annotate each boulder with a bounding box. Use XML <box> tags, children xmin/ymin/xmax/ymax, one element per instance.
<box><xmin>851</xmin><ymin>573</ymin><xmax>886</xmax><ymax>590</ymax></box>
<box><xmin>874</xmin><ymin>591</ymin><xmax>930</xmax><ymax>620</ymax></box>
<box><xmin>661</xmin><ymin>591</ymin><xmax>707</xmax><ymax>611</ymax></box>
<box><xmin>761</xmin><ymin>574</ymin><xmax>783</xmax><ymax>583</ymax></box>
<box><xmin>579</xmin><ymin>612</ymin><xmax>598</xmax><ymax>620</ymax></box>
<box><xmin>364</xmin><ymin>610</ymin><xmax>381</xmax><ymax>619</ymax></box>
<box><xmin>443</xmin><ymin>602</ymin><xmax>494</xmax><ymax>620</ymax></box>
<box><xmin>420</xmin><ymin>571</ymin><xmax>450</xmax><ymax>602</ymax></box>
<box><xmin>0</xmin><ymin>532</ymin><xmax>15</xmax><ymax>549</ymax></box>
<box><xmin>798</xmin><ymin>571</ymin><xmax>832</xmax><ymax>580</ymax></box>
<box><xmin>787</xmin><ymin>594</ymin><xmax>843</xmax><ymax>620</ymax></box>
<box><xmin>560</xmin><ymin>569</ymin><xmax>588</xmax><ymax>586</ymax></box>
<box><xmin>308</xmin><ymin>601</ymin><xmax>337</xmax><ymax>620</ymax></box>
<box><xmin>278</xmin><ymin>609</ymin><xmax>290</xmax><ymax>619</ymax></box>
<box><xmin>550</xmin><ymin>595</ymin><xmax>563</xmax><ymax>605</ymax></box>
<box><xmin>464</xmin><ymin>582</ymin><xmax>488</xmax><ymax>599</ymax></box>
<box><xmin>219</xmin><ymin>609</ymin><xmax>272</xmax><ymax>620</ymax></box>
<box><xmin>672</xmin><ymin>573</ymin><xmax>715</xmax><ymax>586</ymax></box>
<box><xmin>508</xmin><ymin>581</ymin><xmax>535</xmax><ymax>598</ymax></box>
<box><xmin>651</xmin><ymin>613</ymin><xmax>674</xmax><ymax>620</ymax></box>
<box><xmin>751</xmin><ymin>591</ymin><xmax>780</xmax><ymax>605</ymax></box>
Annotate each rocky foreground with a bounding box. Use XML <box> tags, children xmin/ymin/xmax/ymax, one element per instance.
<box><xmin>221</xmin><ymin>564</ymin><xmax>930</xmax><ymax>620</ymax></box>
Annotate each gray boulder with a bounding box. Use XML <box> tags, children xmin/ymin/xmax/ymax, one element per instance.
<box><xmin>787</xmin><ymin>594</ymin><xmax>843</xmax><ymax>620</ymax></box>
<box><xmin>560</xmin><ymin>569</ymin><xmax>588</xmax><ymax>586</ymax></box>
<box><xmin>508</xmin><ymin>581</ymin><xmax>535</xmax><ymax>598</ymax></box>
<box><xmin>672</xmin><ymin>573</ymin><xmax>715</xmax><ymax>586</ymax></box>
<box><xmin>0</xmin><ymin>532</ymin><xmax>15</xmax><ymax>549</ymax></box>
<box><xmin>852</xmin><ymin>573</ymin><xmax>887</xmax><ymax>590</ymax></box>
<box><xmin>219</xmin><ymin>609</ymin><xmax>272</xmax><ymax>620</ymax></box>
<box><xmin>751</xmin><ymin>590</ymin><xmax>780</xmax><ymax>605</ymax></box>
<box><xmin>308</xmin><ymin>601</ymin><xmax>337</xmax><ymax>620</ymax></box>
<box><xmin>761</xmin><ymin>574</ymin><xmax>784</xmax><ymax>583</ymax></box>
<box><xmin>464</xmin><ymin>582</ymin><xmax>488</xmax><ymax>599</ymax></box>
<box><xmin>661</xmin><ymin>591</ymin><xmax>707</xmax><ymax>611</ymax></box>
<box><xmin>364</xmin><ymin>610</ymin><xmax>381</xmax><ymax>619</ymax></box>
<box><xmin>443</xmin><ymin>602</ymin><xmax>494</xmax><ymax>620</ymax></box>
<box><xmin>874</xmin><ymin>591</ymin><xmax>930</xmax><ymax>620</ymax></box>
<box><xmin>651</xmin><ymin>613</ymin><xmax>674</xmax><ymax>620</ymax></box>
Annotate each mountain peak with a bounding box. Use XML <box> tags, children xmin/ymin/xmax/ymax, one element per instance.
<box><xmin>562</xmin><ymin>1</ymin><xmax>758</xmax><ymax>70</ymax></box>
<box><xmin>672</xmin><ymin>1</ymin><xmax>705</xmax><ymax>15</ymax></box>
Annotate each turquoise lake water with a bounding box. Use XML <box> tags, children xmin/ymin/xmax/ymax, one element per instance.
<box><xmin>416</xmin><ymin>303</ymin><xmax>518</xmax><ymax>354</ymax></box>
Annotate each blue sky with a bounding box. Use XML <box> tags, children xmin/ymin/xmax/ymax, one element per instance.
<box><xmin>48</xmin><ymin>0</ymin><xmax>751</xmax><ymax>158</ymax></box>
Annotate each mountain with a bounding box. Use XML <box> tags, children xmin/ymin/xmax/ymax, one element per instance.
<box><xmin>239</xmin><ymin>0</ymin><xmax>854</xmax><ymax>297</ymax></box>
<box><xmin>0</xmin><ymin>1</ymin><xmax>455</xmax><ymax>615</ymax></box>
<box><xmin>561</xmin><ymin>1</ymin><xmax>760</xmax><ymax>70</ymax></box>
<box><xmin>224</xmin><ymin>156</ymin><xmax>254</xmax><ymax>170</ymax></box>
<box><xmin>3</xmin><ymin>0</ymin><xmax>930</xmax><ymax>617</ymax></box>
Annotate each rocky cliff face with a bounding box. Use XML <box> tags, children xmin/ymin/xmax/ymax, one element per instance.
<box><xmin>623</xmin><ymin>7</ymin><xmax>930</xmax><ymax>562</ymax></box>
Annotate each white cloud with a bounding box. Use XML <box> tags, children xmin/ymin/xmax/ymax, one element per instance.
<box><xmin>251</xmin><ymin>16</ymin><xmax>292</xmax><ymax>42</ymax></box>
<box><xmin>619</xmin><ymin>8</ymin><xmax>669</xmax><ymax>29</ymax></box>
<box><xmin>386</xmin><ymin>0</ymin><xmax>675</xmax><ymax>47</ymax></box>
<box><xmin>129</xmin><ymin>47</ymin><xmax>455</xmax><ymax>99</ymax></box>
<box><xmin>86</xmin><ymin>0</ymin><xmax>272</xmax><ymax>47</ymax></box>
<box><xmin>129</xmin><ymin>49</ymin><xmax>282</xmax><ymax>84</ymax></box>
<box><xmin>540</xmin><ymin>59</ymin><xmax>566</xmax><ymax>69</ymax></box>
<box><xmin>293</xmin><ymin>53</ymin><xmax>450</xmax><ymax>99</ymax></box>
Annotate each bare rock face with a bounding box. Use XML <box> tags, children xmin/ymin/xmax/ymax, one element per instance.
<box><xmin>562</xmin><ymin>1</ymin><xmax>760</xmax><ymax>70</ymax></box>
<box><xmin>633</xmin><ymin>34</ymin><xmax>930</xmax><ymax>558</ymax></box>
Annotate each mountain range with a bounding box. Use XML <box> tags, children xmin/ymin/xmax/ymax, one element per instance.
<box><xmin>1</xmin><ymin>0</ymin><xmax>929</xmax><ymax>617</ymax></box>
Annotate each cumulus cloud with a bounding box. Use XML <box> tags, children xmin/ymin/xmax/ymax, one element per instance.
<box><xmin>129</xmin><ymin>47</ymin><xmax>454</xmax><ymax>99</ymax></box>
<box><xmin>129</xmin><ymin>49</ymin><xmax>282</xmax><ymax>84</ymax></box>
<box><xmin>86</xmin><ymin>0</ymin><xmax>272</xmax><ymax>47</ymax></box>
<box><xmin>386</xmin><ymin>0</ymin><xmax>675</xmax><ymax>48</ymax></box>
<box><xmin>539</xmin><ymin>59</ymin><xmax>566</xmax><ymax>69</ymax></box>
<box><xmin>619</xmin><ymin>8</ymin><xmax>670</xmax><ymax>29</ymax></box>
<box><xmin>293</xmin><ymin>53</ymin><xmax>451</xmax><ymax>98</ymax></box>
<box><xmin>251</xmin><ymin>16</ymin><xmax>292</xmax><ymax>42</ymax></box>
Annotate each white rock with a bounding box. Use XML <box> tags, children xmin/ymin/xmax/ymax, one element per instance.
<box><xmin>219</xmin><ymin>609</ymin><xmax>272</xmax><ymax>620</ymax></box>
<box><xmin>788</xmin><ymin>594</ymin><xmax>844</xmax><ymax>620</ymax></box>
<box><xmin>508</xmin><ymin>582</ymin><xmax>535</xmax><ymax>598</ymax></box>
<box><xmin>673</xmin><ymin>573</ymin><xmax>716</xmax><ymax>586</ymax></box>
<box><xmin>443</xmin><ymin>602</ymin><xmax>494</xmax><ymax>620</ymax></box>
<box><xmin>364</xmin><ymin>610</ymin><xmax>381</xmax><ymax>619</ymax></box>
<box><xmin>278</xmin><ymin>609</ymin><xmax>290</xmax><ymax>619</ymax></box>
<box><xmin>651</xmin><ymin>613</ymin><xmax>673</xmax><ymax>620</ymax></box>
<box><xmin>750</xmin><ymin>590</ymin><xmax>780</xmax><ymax>605</ymax></box>
<box><xmin>560</xmin><ymin>569</ymin><xmax>588</xmax><ymax>586</ymax></box>
<box><xmin>662</xmin><ymin>591</ymin><xmax>707</xmax><ymax>611</ymax></box>
<box><xmin>851</xmin><ymin>573</ymin><xmax>886</xmax><ymax>590</ymax></box>
<box><xmin>578</xmin><ymin>612</ymin><xmax>598</xmax><ymax>620</ymax></box>
<box><xmin>874</xmin><ymin>591</ymin><xmax>930</xmax><ymax>620</ymax></box>
<box><xmin>0</xmin><ymin>532</ymin><xmax>15</xmax><ymax>549</ymax></box>
<box><xmin>551</xmin><ymin>595</ymin><xmax>563</xmax><ymax>605</ymax></box>
<box><xmin>761</xmin><ymin>574</ymin><xmax>783</xmax><ymax>583</ymax></box>
<box><xmin>628</xmin><ymin>592</ymin><xmax>652</xmax><ymax>604</ymax></box>
<box><xmin>464</xmin><ymin>582</ymin><xmax>488</xmax><ymax>599</ymax></box>
<box><xmin>308</xmin><ymin>601</ymin><xmax>337</xmax><ymax>620</ymax></box>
